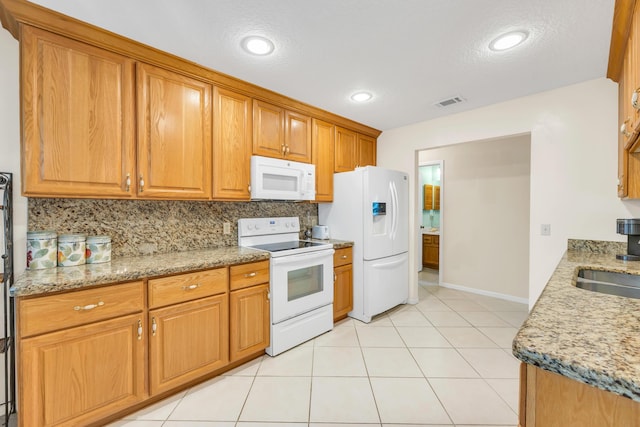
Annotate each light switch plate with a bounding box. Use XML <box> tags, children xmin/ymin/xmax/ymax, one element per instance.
<box><xmin>223</xmin><ymin>222</ymin><xmax>231</xmax><ymax>235</ymax></box>
<box><xmin>541</xmin><ymin>224</ymin><xmax>551</xmax><ymax>236</ymax></box>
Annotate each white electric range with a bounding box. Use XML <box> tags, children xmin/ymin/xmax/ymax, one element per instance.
<box><xmin>238</xmin><ymin>217</ymin><xmax>334</xmax><ymax>356</ymax></box>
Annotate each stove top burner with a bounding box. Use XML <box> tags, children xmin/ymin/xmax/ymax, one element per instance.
<box><xmin>249</xmin><ymin>240</ymin><xmax>328</xmax><ymax>253</ymax></box>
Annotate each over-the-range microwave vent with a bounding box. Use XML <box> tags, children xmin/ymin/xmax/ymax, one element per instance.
<box><xmin>434</xmin><ymin>96</ymin><xmax>466</xmax><ymax>108</ymax></box>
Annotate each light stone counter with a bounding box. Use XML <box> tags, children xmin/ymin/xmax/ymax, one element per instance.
<box><xmin>12</xmin><ymin>240</ymin><xmax>354</xmax><ymax>298</ymax></box>
<box><xmin>11</xmin><ymin>246</ymin><xmax>269</xmax><ymax>298</ymax></box>
<box><xmin>421</xmin><ymin>228</ymin><xmax>440</xmax><ymax>235</ymax></box>
<box><xmin>513</xmin><ymin>239</ymin><xmax>640</xmax><ymax>402</ymax></box>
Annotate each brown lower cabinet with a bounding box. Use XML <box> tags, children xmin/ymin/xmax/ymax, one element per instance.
<box><xmin>333</xmin><ymin>247</ymin><xmax>353</xmax><ymax>322</ymax></box>
<box><xmin>16</xmin><ymin>261</ymin><xmax>270</xmax><ymax>427</ymax></box>
<box><xmin>422</xmin><ymin>234</ymin><xmax>439</xmax><ymax>269</ymax></box>
<box><xmin>519</xmin><ymin>363</ymin><xmax>640</xmax><ymax>427</ymax></box>
<box><xmin>149</xmin><ymin>294</ymin><xmax>229</xmax><ymax>395</ymax></box>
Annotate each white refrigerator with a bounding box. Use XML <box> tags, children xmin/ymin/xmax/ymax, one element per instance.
<box><xmin>319</xmin><ymin>166</ymin><xmax>409</xmax><ymax>323</ymax></box>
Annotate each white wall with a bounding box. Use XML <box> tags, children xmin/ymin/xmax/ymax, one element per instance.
<box><xmin>0</xmin><ymin>28</ymin><xmax>26</xmax><ymax>278</ymax></box>
<box><xmin>419</xmin><ymin>135</ymin><xmax>531</xmax><ymax>301</ymax></box>
<box><xmin>378</xmin><ymin>77</ymin><xmax>640</xmax><ymax>308</ymax></box>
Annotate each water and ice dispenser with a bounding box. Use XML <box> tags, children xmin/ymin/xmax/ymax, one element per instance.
<box><xmin>616</xmin><ymin>218</ymin><xmax>640</xmax><ymax>260</ymax></box>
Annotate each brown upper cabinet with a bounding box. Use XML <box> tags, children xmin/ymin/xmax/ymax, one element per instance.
<box><xmin>253</xmin><ymin>100</ymin><xmax>312</xmax><ymax>163</ymax></box>
<box><xmin>5</xmin><ymin>1</ymin><xmax>381</xmax><ymax>201</ymax></box>
<box><xmin>21</xmin><ymin>25</ymin><xmax>136</xmax><ymax>198</ymax></box>
<box><xmin>213</xmin><ymin>87</ymin><xmax>252</xmax><ymax>200</ymax></box>
<box><xmin>312</xmin><ymin>119</ymin><xmax>335</xmax><ymax>201</ymax></box>
<box><xmin>136</xmin><ymin>63</ymin><xmax>213</xmax><ymax>199</ymax></box>
<box><xmin>358</xmin><ymin>134</ymin><xmax>377</xmax><ymax>168</ymax></box>
<box><xmin>335</xmin><ymin>126</ymin><xmax>377</xmax><ymax>172</ymax></box>
<box><xmin>609</xmin><ymin>0</ymin><xmax>640</xmax><ymax>198</ymax></box>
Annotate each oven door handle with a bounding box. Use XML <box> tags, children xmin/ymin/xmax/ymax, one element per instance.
<box><xmin>270</xmin><ymin>248</ymin><xmax>335</xmax><ymax>266</ymax></box>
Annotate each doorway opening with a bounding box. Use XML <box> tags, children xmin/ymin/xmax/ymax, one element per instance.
<box><xmin>418</xmin><ymin>160</ymin><xmax>443</xmax><ymax>286</ymax></box>
<box><xmin>416</xmin><ymin>134</ymin><xmax>531</xmax><ymax>303</ymax></box>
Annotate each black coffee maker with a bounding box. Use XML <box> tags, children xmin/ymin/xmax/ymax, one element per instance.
<box><xmin>616</xmin><ymin>218</ymin><xmax>640</xmax><ymax>260</ymax></box>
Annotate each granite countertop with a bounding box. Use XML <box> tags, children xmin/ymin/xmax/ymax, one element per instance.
<box><xmin>12</xmin><ymin>246</ymin><xmax>269</xmax><ymax>298</ymax></box>
<box><xmin>513</xmin><ymin>240</ymin><xmax>640</xmax><ymax>402</ymax></box>
<box><xmin>420</xmin><ymin>228</ymin><xmax>439</xmax><ymax>235</ymax></box>
<box><xmin>12</xmin><ymin>240</ymin><xmax>355</xmax><ymax>298</ymax></box>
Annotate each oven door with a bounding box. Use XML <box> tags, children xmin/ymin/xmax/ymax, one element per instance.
<box><xmin>270</xmin><ymin>248</ymin><xmax>334</xmax><ymax>324</ymax></box>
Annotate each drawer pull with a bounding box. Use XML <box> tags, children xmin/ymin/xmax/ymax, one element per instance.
<box><xmin>73</xmin><ymin>301</ymin><xmax>104</xmax><ymax>311</ymax></box>
<box><xmin>182</xmin><ymin>284</ymin><xmax>200</xmax><ymax>290</ymax></box>
<box><xmin>244</xmin><ymin>272</ymin><xmax>257</xmax><ymax>278</ymax></box>
<box><xmin>151</xmin><ymin>317</ymin><xmax>157</xmax><ymax>337</ymax></box>
<box><xmin>341</xmin><ymin>255</ymin><xmax>348</xmax><ymax>259</ymax></box>
<box><xmin>334</xmin><ymin>273</ymin><xmax>337</xmax><ymax>282</ymax></box>
<box><xmin>137</xmin><ymin>320</ymin><xmax>142</xmax><ymax>341</ymax></box>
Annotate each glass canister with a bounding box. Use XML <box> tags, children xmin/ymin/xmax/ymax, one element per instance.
<box><xmin>26</xmin><ymin>231</ymin><xmax>57</xmax><ymax>270</ymax></box>
<box><xmin>57</xmin><ymin>234</ymin><xmax>87</xmax><ymax>267</ymax></box>
<box><xmin>86</xmin><ymin>236</ymin><xmax>112</xmax><ymax>264</ymax></box>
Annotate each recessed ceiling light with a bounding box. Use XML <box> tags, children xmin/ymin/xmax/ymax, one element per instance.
<box><xmin>489</xmin><ymin>31</ymin><xmax>528</xmax><ymax>51</ymax></box>
<box><xmin>241</xmin><ymin>36</ymin><xmax>275</xmax><ymax>55</ymax></box>
<box><xmin>351</xmin><ymin>92</ymin><xmax>373</xmax><ymax>102</ymax></box>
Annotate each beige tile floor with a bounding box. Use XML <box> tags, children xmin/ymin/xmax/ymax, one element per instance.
<box><xmin>108</xmin><ymin>273</ymin><xmax>528</xmax><ymax>427</ymax></box>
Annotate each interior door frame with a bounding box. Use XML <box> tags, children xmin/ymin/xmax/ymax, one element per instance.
<box><xmin>417</xmin><ymin>159</ymin><xmax>444</xmax><ymax>286</ymax></box>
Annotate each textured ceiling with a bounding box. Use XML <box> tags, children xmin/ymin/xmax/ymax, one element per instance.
<box><xmin>28</xmin><ymin>0</ymin><xmax>615</xmax><ymax>131</ymax></box>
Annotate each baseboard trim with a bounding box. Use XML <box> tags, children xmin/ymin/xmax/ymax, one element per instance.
<box><xmin>439</xmin><ymin>281</ymin><xmax>528</xmax><ymax>305</ymax></box>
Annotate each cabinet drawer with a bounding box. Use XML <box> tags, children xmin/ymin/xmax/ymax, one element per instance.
<box><xmin>423</xmin><ymin>235</ymin><xmax>433</xmax><ymax>245</ymax></box>
<box><xmin>149</xmin><ymin>268</ymin><xmax>228</xmax><ymax>309</ymax></box>
<box><xmin>230</xmin><ymin>260</ymin><xmax>269</xmax><ymax>291</ymax></box>
<box><xmin>18</xmin><ymin>281</ymin><xmax>144</xmax><ymax>338</ymax></box>
<box><xmin>334</xmin><ymin>247</ymin><xmax>353</xmax><ymax>267</ymax></box>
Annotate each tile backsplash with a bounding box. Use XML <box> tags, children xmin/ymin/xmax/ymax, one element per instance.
<box><xmin>28</xmin><ymin>198</ymin><xmax>318</xmax><ymax>258</ymax></box>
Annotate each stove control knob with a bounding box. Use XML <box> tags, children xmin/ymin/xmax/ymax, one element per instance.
<box><xmin>247</xmin><ymin>224</ymin><xmax>253</xmax><ymax>230</ymax></box>
<box><xmin>255</xmin><ymin>224</ymin><xmax>260</xmax><ymax>230</ymax></box>
<box><xmin>284</xmin><ymin>222</ymin><xmax>290</xmax><ymax>228</ymax></box>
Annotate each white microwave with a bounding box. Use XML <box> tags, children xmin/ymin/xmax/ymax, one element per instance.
<box><xmin>250</xmin><ymin>155</ymin><xmax>315</xmax><ymax>201</ymax></box>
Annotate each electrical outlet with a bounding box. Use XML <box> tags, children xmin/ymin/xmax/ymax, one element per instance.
<box><xmin>223</xmin><ymin>222</ymin><xmax>231</xmax><ymax>235</ymax></box>
<box><xmin>541</xmin><ymin>224</ymin><xmax>551</xmax><ymax>236</ymax></box>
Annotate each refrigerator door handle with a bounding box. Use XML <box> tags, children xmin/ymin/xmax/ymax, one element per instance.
<box><xmin>370</xmin><ymin>257</ymin><xmax>405</xmax><ymax>270</ymax></box>
<box><xmin>390</xmin><ymin>181</ymin><xmax>399</xmax><ymax>240</ymax></box>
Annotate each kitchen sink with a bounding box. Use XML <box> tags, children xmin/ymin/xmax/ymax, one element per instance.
<box><xmin>575</xmin><ymin>269</ymin><xmax>640</xmax><ymax>299</ymax></box>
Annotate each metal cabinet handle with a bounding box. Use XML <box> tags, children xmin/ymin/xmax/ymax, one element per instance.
<box><xmin>139</xmin><ymin>175</ymin><xmax>145</xmax><ymax>192</ymax></box>
<box><xmin>137</xmin><ymin>320</ymin><xmax>142</xmax><ymax>340</ymax></box>
<box><xmin>125</xmin><ymin>173</ymin><xmax>131</xmax><ymax>192</ymax></box>
<box><xmin>334</xmin><ymin>273</ymin><xmax>337</xmax><ymax>282</ymax></box>
<box><xmin>286</xmin><ymin>145</ymin><xmax>290</xmax><ymax>154</ymax></box>
<box><xmin>182</xmin><ymin>283</ymin><xmax>200</xmax><ymax>290</ymax></box>
<box><xmin>244</xmin><ymin>272</ymin><xmax>257</xmax><ymax>278</ymax></box>
<box><xmin>151</xmin><ymin>317</ymin><xmax>157</xmax><ymax>336</ymax></box>
<box><xmin>621</xmin><ymin>119</ymin><xmax>632</xmax><ymax>138</ymax></box>
<box><xmin>74</xmin><ymin>301</ymin><xmax>104</xmax><ymax>311</ymax></box>
<box><xmin>341</xmin><ymin>255</ymin><xmax>348</xmax><ymax>259</ymax></box>
<box><xmin>633</xmin><ymin>90</ymin><xmax>640</xmax><ymax>110</ymax></box>
<box><xmin>281</xmin><ymin>144</ymin><xmax>286</xmax><ymax>155</ymax></box>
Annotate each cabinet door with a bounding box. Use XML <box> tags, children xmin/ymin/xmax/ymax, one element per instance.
<box><xmin>149</xmin><ymin>294</ymin><xmax>229</xmax><ymax>395</ymax></box>
<box><xmin>358</xmin><ymin>134</ymin><xmax>377</xmax><ymax>167</ymax></box>
<box><xmin>312</xmin><ymin>119</ymin><xmax>335</xmax><ymax>201</ymax></box>
<box><xmin>334</xmin><ymin>126</ymin><xmax>357</xmax><ymax>172</ymax></box>
<box><xmin>333</xmin><ymin>264</ymin><xmax>353</xmax><ymax>322</ymax></box>
<box><xmin>19</xmin><ymin>314</ymin><xmax>146</xmax><ymax>427</ymax></box>
<box><xmin>285</xmin><ymin>110</ymin><xmax>312</xmax><ymax>162</ymax></box>
<box><xmin>253</xmin><ymin>100</ymin><xmax>285</xmax><ymax>159</ymax></box>
<box><xmin>423</xmin><ymin>185</ymin><xmax>434</xmax><ymax>210</ymax></box>
<box><xmin>213</xmin><ymin>87</ymin><xmax>252</xmax><ymax>199</ymax></box>
<box><xmin>21</xmin><ymin>25</ymin><xmax>135</xmax><ymax>198</ymax></box>
<box><xmin>137</xmin><ymin>62</ymin><xmax>212</xmax><ymax>199</ymax></box>
<box><xmin>230</xmin><ymin>283</ymin><xmax>270</xmax><ymax>362</ymax></box>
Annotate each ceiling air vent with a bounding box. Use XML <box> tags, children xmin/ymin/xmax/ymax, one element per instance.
<box><xmin>434</xmin><ymin>96</ymin><xmax>466</xmax><ymax>108</ymax></box>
